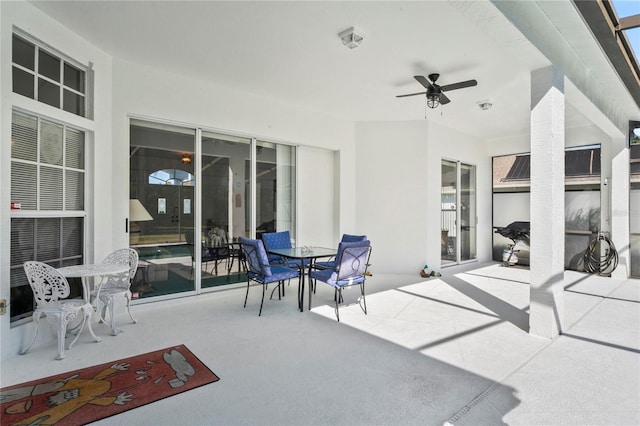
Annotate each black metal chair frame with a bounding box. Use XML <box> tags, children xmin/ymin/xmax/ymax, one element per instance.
<box><xmin>241</xmin><ymin>240</ymin><xmax>300</xmax><ymax>316</ymax></box>
<box><xmin>312</xmin><ymin>245</ymin><xmax>372</xmax><ymax>322</ymax></box>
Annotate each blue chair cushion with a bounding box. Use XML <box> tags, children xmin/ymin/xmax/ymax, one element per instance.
<box><xmin>314</xmin><ymin>239</ymin><xmax>369</xmax><ymax>270</ymax></box>
<box><xmin>240</xmin><ymin>237</ymin><xmax>272</xmax><ymax>277</ymax></box>
<box><xmin>310</xmin><ymin>241</ymin><xmax>370</xmax><ymax>287</ymax></box>
<box><xmin>310</xmin><ymin>268</ymin><xmax>365</xmax><ymax>288</ymax></box>
<box><xmin>341</xmin><ymin>234</ymin><xmax>367</xmax><ymax>242</ymax></box>
<box><xmin>267</xmin><ymin>254</ymin><xmax>286</xmax><ymax>264</ymax></box>
<box><xmin>262</xmin><ymin>231</ymin><xmax>312</xmax><ymax>269</ymax></box>
<box><xmin>266</xmin><ymin>265</ymin><xmax>300</xmax><ymax>283</ymax></box>
<box><xmin>262</xmin><ymin>231</ymin><xmax>292</xmax><ymax>250</ymax></box>
<box><xmin>267</xmin><ymin>255</ymin><xmax>307</xmax><ymax>269</ymax></box>
<box><xmin>262</xmin><ymin>231</ymin><xmax>295</xmax><ymax>265</ymax></box>
<box><xmin>248</xmin><ymin>265</ymin><xmax>299</xmax><ymax>284</ymax></box>
<box><xmin>313</xmin><ymin>259</ymin><xmax>335</xmax><ymax>270</ymax></box>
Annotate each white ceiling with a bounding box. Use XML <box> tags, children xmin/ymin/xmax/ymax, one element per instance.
<box><xmin>30</xmin><ymin>0</ymin><xmax>596</xmax><ymax>140</ymax></box>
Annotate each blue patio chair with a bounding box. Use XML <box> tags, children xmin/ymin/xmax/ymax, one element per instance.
<box><xmin>310</xmin><ymin>241</ymin><xmax>372</xmax><ymax>321</ymax></box>
<box><xmin>261</xmin><ymin>230</ymin><xmax>308</xmax><ymax>269</ymax></box>
<box><xmin>313</xmin><ymin>234</ymin><xmax>368</xmax><ymax>270</ymax></box>
<box><xmin>340</xmin><ymin>233</ymin><xmax>368</xmax><ymax>242</ymax></box>
<box><xmin>261</xmin><ymin>230</ymin><xmax>292</xmax><ymax>265</ymax></box>
<box><xmin>240</xmin><ymin>237</ymin><xmax>301</xmax><ymax>316</ymax></box>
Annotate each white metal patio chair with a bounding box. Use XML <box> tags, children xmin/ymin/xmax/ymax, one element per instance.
<box><xmin>92</xmin><ymin>248</ymin><xmax>139</xmax><ymax>335</ymax></box>
<box><xmin>22</xmin><ymin>261</ymin><xmax>102</xmax><ymax>360</ymax></box>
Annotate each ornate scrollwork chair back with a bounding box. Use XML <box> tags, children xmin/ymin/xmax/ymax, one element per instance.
<box><xmin>22</xmin><ymin>261</ymin><xmax>101</xmax><ymax>360</ymax></box>
<box><xmin>94</xmin><ymin>248</ymin><xmax>139</xmax><ymax>335</ymax></box>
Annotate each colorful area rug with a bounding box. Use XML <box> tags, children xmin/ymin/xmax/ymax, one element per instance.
<box><xmin>0</xmin><ymin>345</ymin><xmax>219</xmax><ymax>425</ymax></box>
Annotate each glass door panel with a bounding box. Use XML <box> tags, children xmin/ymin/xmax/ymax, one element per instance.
<box><xmin>254</xmin><ymin>141</ymin><xmax>296</xmax><ymax>242</ymax></box>
<box><xmin>441</xmin><ymin>160</ymin><xmax>457</xmax><ymax>265</ymax></box>
<box><xmin>460</xmin><ymin>163</ymin><xmax>477</xmax><ymax>261</ymax></box>
<box><xmin>441</xmin><ymin>159</ymin><xmax>476</xmax><ymax>266</ymax></box>
<box><xmin>129</xmin><ymin>120</ymin><xmax>195</xmax><ymax>299</ymax></box>
<box><xmin>631</xmin><ymin>142</ymin><xmax>640</xmax><ymax>277</ymax></box>
<box><xmin>201</xmin><ymin>131</ymin><xmax>251</xmax><ymax>287</ymax></box>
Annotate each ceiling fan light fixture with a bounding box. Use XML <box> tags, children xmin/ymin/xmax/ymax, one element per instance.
<box><xmin>427</xmin><ymin>94</ymin><xmax>440</xmax><ymax>109</ymax></box>
<box><xmin>426</xmin><ymin>87</ymin><xmax>441</xmax><ymax>109</ymax></box>
<box><xmin>338</xmin><ymin>27</ymin><xmax>364</xmax><ymax>49</ymax></box>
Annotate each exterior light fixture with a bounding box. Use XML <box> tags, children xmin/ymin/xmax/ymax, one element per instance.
<box><xmin>338</xmin><ymin>27</ymin><xmax>364</xmax><ymax>49</ymax></box>
<box><xmin>181</xmin><ymin>153</ymin><xmax>192</xmax><ymax>164</ymax></box>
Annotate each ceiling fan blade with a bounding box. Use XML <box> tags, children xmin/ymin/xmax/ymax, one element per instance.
<box><xmin>439</xmin><ymin>93</ymin><xmax>451</xmax><ymax>105</ymax></box>
<box><xmin>440</xmin><ymin>79</ymin><xmax>477</xmax><ymax>92</ymax></box>
<box><xmin>396</xmin><ymin>91</ymin><xmax>426</xmax><ymax>98</ymax></box>
<box><xmin>414</xmin><ymin>75</ymin><xmax>434</xmax><ymax>90</ymax></box>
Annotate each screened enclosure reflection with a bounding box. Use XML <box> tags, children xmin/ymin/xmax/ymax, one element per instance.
<box><xmin>492</xmin><ymin>145</ymin><xmax>602</xmax><ymax>270</ymax></box>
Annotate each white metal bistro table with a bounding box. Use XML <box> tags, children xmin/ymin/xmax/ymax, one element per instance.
<box><xmin>57</xmin><ymin>263</ymin><xmax>129</xmax><ymax>339</ymax></box>
<box><xmin>57</xmin><ymin>264</ymin><xmax>129</xmax><ymax>302</ymax></box>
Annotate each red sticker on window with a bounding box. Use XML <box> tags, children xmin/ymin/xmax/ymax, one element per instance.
<box><xmin>10</xmin><ymin>201</ymin><xmax>21</xmax><ymax>210</ymax></box>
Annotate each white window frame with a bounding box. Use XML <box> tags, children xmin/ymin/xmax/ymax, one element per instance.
<box><xmin>9</xmin><ymin>109</ymin><xmax>88</xmax><ymax>324</ymax></box>
<box><xmin>12</xmin><ymin>31</ymin><xmax>88</xmax><ymax>118</ymax></box>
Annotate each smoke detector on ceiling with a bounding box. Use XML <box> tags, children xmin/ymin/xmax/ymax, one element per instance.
<box><xmin>338</xmin><ymin>27</ymin><xmax>364</xmax><ymax>49</ymax></box>
<box><xmin>478</xmin><ymin>100</ymin><xmax>493</xmax><ymax>111</ymax></box>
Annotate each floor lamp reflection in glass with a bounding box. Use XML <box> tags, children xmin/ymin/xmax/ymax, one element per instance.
<box><xmin>129</xmin><ymin>199</ymin><xmax>153</xmax><ymax>245</ymax></box>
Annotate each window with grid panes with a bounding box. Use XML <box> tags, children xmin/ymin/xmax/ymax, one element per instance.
<box><xmin>9</xmin><ymin>110</ymin><xmax>86</xmax><ymax>323</ymax></box>
<box><xmin>12</xmin><ymin>33</ymin><xmax>86</xmax><ymax>117</ymax></box>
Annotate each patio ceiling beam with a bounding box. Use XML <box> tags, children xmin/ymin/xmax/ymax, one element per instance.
<box><xmin>618</xmin><ymin>14</ymin><xmax>640</xmax><ymax>31</ymax></box>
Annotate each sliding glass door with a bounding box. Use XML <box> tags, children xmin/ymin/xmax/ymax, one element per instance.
<box><xmin>200</xmin><ymin>131</ymin><xmax>251</xmax><ymax>287</ymax></box>
<box><xmin>441</xmin><ymin>160</ymin><xmax>457</xmax><ymax>265</ymax></box>
<box><xmin>129</xmin><ymin>119</ymin><xmax>299</xmax><ymax>299</ymax></box>
<box><xmin>460</xmin><ymin>162</ymin><xmax>477</xmax><ymax>262</ymax></box>
<box><xmin>129</xmin><ymin>120</ymin><xmax>196</xmax><ymax>299</ymax></box>
<box><xmin>631</xmin><ymin>140</ymin><xmax>640</xmax><ymax>277</ymax></box>
<box><xmin>255</xmin><ymin>141</ymin><xmax>296</xmax><ymax>241</ymax></box>
<box><xmin>441</xmin><ymin>159</ymin><xmax>476</xmax><ymax>266</ymax></box>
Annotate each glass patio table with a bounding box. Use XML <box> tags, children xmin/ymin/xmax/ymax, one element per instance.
<box><xmin>267</xmin><ymin>246</ymin><xmax>336</xmax><ymax>312</ymax></box>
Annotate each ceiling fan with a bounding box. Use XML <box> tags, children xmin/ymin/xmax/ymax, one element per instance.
<box><xmin>397</xmin><ymin>74</ymin><xmax>478</xmax><ymax>109</ymax></box>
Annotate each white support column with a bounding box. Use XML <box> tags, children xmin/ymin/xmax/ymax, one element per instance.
<box><xmin>610</xmin><ymin>137</ymin><xmax>630</xmax><ymax>278</ymax></box>
<box><xmin>529</xmin><ymin>66</ymin><xmax>565</xmax><ymax>338</ymax></box>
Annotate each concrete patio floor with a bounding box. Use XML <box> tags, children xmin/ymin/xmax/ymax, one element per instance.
<box><xmin>2</xmin><ymin>262</ymin><xmax>638</xmax><ymax>425</ymax></box>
